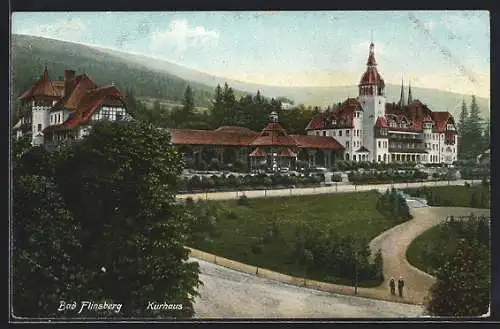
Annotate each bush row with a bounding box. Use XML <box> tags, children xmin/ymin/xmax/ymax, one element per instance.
<box><xmin>178</xmin><ymin>173</ymin><xmax>325</xmax><ymax>192</ymax></box>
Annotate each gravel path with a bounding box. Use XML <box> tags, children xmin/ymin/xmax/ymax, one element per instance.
<box><xmin>177</xmin><ymin>180</ymin><xmax>476</xmax><ymax>201</ymax></box>
<box><xmin>369</xmin><ymin>206</ymin><xmax>491</xmax><ymax>304</ymax></box>
<box><xmin>192</xmin><ymin>258</ymin><xmax>424</xmax><ymax>318</ymax></box>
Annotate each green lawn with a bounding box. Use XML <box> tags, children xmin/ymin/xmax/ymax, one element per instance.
<box><xmin>189</xmin><ymin>191</ymin><xmax>403</xmax><ymax>286</ymax></box>
<box><xmin>406</xmin><ymin>226</ymin><xmax>444</xmax><ymax>276</ymax></box>
<box><xmin>406</xmin><ymin>215</ymin><xmax>490</xmax><ymax>276</ymax></box>
<box><xmin>402</xmin><ymin>185</ymin><xmax>490</xmax><ymax>209</ymax></box>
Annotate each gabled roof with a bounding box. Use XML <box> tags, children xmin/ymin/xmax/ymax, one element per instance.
<box><xmin>290</xmin><ymin>135</ymin><xmax>344</xmax><ymax>150</ymax></box>
<box><xmin>17</xmin><ymin>67</ymin><xmax>65</xmax><ymax>100</ymax></box>
<box><xmin>375</xmin><ymin>116</ymin><xmax>388</xmax><ymax>128</ymax></box>
<box><xmin>52</xmin><ymin>74</ymin><xmax>97</xmax><ymax>111</ymax></box>
<box><xmin>249</xmin><ymin>147</ymin><xmax>268</xmax><ymax>157</ymax></box>
<box><xmin>355</xmin><ymin>146</ymin><xmax>370</xmax><ymax>153</ymax></box>
<box><xmin>305</xmin><ymin>98</ymin><xmax>359</xmax><ymax>130</ymax></box>
<box><xmin>431</xmin><ymin>112</ymin><xmax>453</xmax><ymax>132</ymax></box>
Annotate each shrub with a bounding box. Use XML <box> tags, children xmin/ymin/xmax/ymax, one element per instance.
<box><xmin>197</xmin><ymin>160</ymin><xmax>208</xmax><ymax>171</ymax></box>
<box><xmin>188</xmin><ymin>175</ymin><xmax>202</xmax><ymax>189</ymax></box>
<box><xmin>209</xmin><ymin>158</ymin><xmax>221</xmax><ymax>171</ymax></box>
<box><xmin>237</xmin><ymin>194</ymin><xmax>249</xmax><ymax>206</ymax></box>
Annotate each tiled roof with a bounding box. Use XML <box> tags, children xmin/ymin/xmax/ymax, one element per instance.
<box><xmin>215</xmin><ymin>126</ymin><xmax>258</xmax><ymax>134</ymax></box>
<box><xmin>290</xmin><ymin>135</ymin><xmax>344</xmax><ymax>150</ymax></box>
<box><xmin>52</xmin><ymin>74</ymin><xmax>97</xmax><ymax>111</ymax></box>
<box><xmin>250</xmin><ymin>135</ymin><xmax>298</xmax><ymax>147</ymax></box>
<box><xmin>360</xmin><ymin>67</ymin><xmax>384</xmax><ymax>85</ymax></box>
<box><xmin>17</xmin><ymin>68</ymin><xmax>65</xmax><ymax>100</ymax></box>
<box><xmin>305</xmin><ymin>98</ymin><xmax>359</xmax><ymax>130</ymax></box>
<box><xmin>168</xmin><ymin>128</ymin><xmax>259</xmax><ymax>146</ymax></box>
<box><xmin>431</xmin><ymin>112</ymin><xmax>453</xmax><ymax>132</ymax></box>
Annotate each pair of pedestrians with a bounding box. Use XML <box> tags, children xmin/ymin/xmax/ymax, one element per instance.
<box><xmin>389</xmin><ymin>277</ymin><xmax>405</xmax><ymax>297</ymax></box>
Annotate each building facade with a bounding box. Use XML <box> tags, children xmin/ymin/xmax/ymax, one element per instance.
<box><xmin>305</xmin><ymin>42</ymin><xmax>458</xmax><ymax>165</ymax></box>
<box><xmin>13</xmin><ymin>68</ymin><xmax>133</xmax><ymax>146</ymax></box>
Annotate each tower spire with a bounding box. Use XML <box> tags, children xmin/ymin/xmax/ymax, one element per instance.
<box><xmin>407</xmin><ymin>79</ymin><xmax>413</xmax><ymax>104</ymax></box>
<box><xmin>399</xmin><ymin>76</ymin><xmax>405</xmax><ymax>107</ymax></box>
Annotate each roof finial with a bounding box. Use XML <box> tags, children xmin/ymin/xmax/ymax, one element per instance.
<box><xmin>371</xmin><ymin>29</ymin><xmax>374</xmax><ymax>44</ymax></box>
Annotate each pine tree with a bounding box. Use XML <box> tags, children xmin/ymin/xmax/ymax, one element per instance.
<box><xmin>457</xmin><ymin>99</ymin><xmax>469</xmax><ymax>158</ymax></box>
<box><xmin>182</xmin><ymin>85</ymin><xmax>195</xmax><ymax>122</ymax></box>
<box><xmin>467</xmin><ymin>96</ymin><xmax>483</xmax><ymax>159</ymax></box>
<box><xmin>482</xmin><ymin>119</ymin><xmax>490</xmax><ymax>151</ymax></box>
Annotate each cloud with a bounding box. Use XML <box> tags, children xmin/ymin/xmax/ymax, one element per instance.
<box><xmin>16</xmin><ymin>17</ymin><xmax>86</xmax><ymax>41</ymax></box>
<box><xmin>150</xmin><ymin>19</ymin><xmax>219</xmax><ymax>54</ymax></box>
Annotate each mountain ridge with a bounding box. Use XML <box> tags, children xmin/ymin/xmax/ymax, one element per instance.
<box><xmin>11</xmin><ymin>34</ymin><xmax>490</xmax><ymax>119</ymax></box>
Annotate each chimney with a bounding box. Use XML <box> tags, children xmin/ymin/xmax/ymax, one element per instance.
<box><xmin>64</xmin><ymin>70</ymin><xmax>76</xmax><ymax>97</ymax></box>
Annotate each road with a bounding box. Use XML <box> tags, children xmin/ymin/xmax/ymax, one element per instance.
<box><xmin>177</xmin><ymin>180</ymin><xmax>476</xmax><ymax>201</ymax></box>
<box><xmin>192</xmin><ymin>258</ymin><xmax>424</xmax><ymax>318</ymax></box>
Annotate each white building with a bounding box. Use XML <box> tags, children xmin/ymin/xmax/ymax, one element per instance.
<box><xmin>13</xmin><ymin>68</ymin><xmax>133</xmax><ymax>146</ymax></box>
<box><xmin>306</xmin><ymin>42</ymin><xmax>458</xmax><ymax>165</ymax></box>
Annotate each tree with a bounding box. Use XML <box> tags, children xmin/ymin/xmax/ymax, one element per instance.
<box><xmin>12</xmin><ymin>175</ymin><xmax>90</xmax><ymax>317</ymax></box>
<box><xmin>466</xmin><ymin>96</ymin><xmax>484</xmax><ymax>159</ymax></box>
<box><xmin>182</xmin><ymin>85</ymin><xmax>195</xmax><ymax>122</ymax></box>
<box><xmin>482</xmin><ymin>119</ymin><xmax>490</xmax><ymax>151</ymax></box>
<box><xmin>425</xmin><ymin>239</ymin><xmax>490</xmax><ymax>316</ymax></box>
<box><xmin>52</xmin><ymin>121</ymin><xmax>200</xmax><ymax>317</ymax></box>
<box><xmin>457</xmin><ymin>99</ymin><xmax>469</xmax><ymax>158</ymax></box>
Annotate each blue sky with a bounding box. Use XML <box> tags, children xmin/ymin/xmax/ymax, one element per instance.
<box><xmin>12</xmin><ymin>11</ymin><xmax>490</xmax><ymax>97</ymax></box>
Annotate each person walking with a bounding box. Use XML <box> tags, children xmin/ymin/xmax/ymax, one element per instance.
<box><xmin>397</xmin><ymin>276</ymin><xmax>405</xmax><ymax>297</ymax></box>
<box><xmin>389</xmin><ymin>277</ymin><xmax>396</xmax><ymax>295</ymax></box>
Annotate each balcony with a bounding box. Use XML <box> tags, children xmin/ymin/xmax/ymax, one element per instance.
<box><xmin>388</xmin><ymin>147</ymin><xmax>427</xmax><ymax>153</ymax></box>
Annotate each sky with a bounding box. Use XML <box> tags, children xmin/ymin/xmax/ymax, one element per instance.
<box><xmin>11</xmin><ymin>11</ymin><xmax>490</xmax><ymax>97</ymax></box>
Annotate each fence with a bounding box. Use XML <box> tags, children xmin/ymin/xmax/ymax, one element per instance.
<box><xmin>177</xmin><ymin>179</ymin><xmax>479</xmax><ymax>201</ymax></box>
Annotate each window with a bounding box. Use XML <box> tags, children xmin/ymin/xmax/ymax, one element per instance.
<box><xmin>322</xmin><ymin>131</ymin><xmax>326</xmax><ymax>136</ymax></box>
<box><xmin>378</xmin><ymin>155</ymin><xmax>381</xmax><ymax>161</ymax></box>
<box><xmin>316</xmin><ymin>131</ymin><xmax>320</xmax><ymax>136</ymax></box>
<box><xmin>346</xmin><ymin>130</ymin><xmax>350</xmax><ymax>137</ymax></box>
<box><xmin>353</xmin><ymin>155</ymin><xmax>356</xmax><ymax>161</ymax></box>
<box><xmin>345</xmin><ymin>153</ymin><xmax>349</xmax><ymax>161</ymax></box>
<box><xmin>339</xmin><ymin>131</ymin><xmax>343</xmax><ymax>137</ymax></box>
<box><xmin>378</xmin><ymin>141</ymin><xmax>381</xmax><ymax>148</ymax></box>
<box><xmin>37</xmin><ymin>124</ymin><xmax>42</xmax><ymax>132</ymax></box>
<box><xmin>346</xmin><ymin>141</ymin><xmax>350</xmax><ymax>148</ymax></box>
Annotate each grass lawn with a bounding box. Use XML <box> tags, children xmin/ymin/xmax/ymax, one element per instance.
<box><xmin>403</xmin><ymin>185</ymin><xmax>490</xmax><ymax>209</ymax></box>
<box><xmin>406</xmin><ymin>226</ymin><xmax>444</xmax><ymax>276</ymax></box>
<box><xmin>190</xmin><ymin>191</ymin><xmax>401</xmax><ymax>287</ymax></box>
<box><xmin>406</xmin><ymin>214</ymin><xmax>490</xmax><ymax>276</ymax></box>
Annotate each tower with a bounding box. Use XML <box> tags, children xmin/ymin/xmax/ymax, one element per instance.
<box><xmin>30</xmin><ymin>67</ymin><xmax>53</xmax><ymax>146</ymax></box>
<box><xmin>399</xmin><ymin>76</ymin><xmax>405</xmax><ymax>107</ymax></box>
<box><xmin>357</xmin><ymin>42</ymin><xmax>386</xmax><ymax>161</ymax></box>
<box><xmin>407</xmin><ymin>80</ymin><xmax>413</xmax><ymax>104</ymax></box>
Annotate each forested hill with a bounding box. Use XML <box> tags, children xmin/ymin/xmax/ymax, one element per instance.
<box><xmin>10</xmin><ymin>34</ymin><xmax>234</xmax><ymax>108</ymax></box>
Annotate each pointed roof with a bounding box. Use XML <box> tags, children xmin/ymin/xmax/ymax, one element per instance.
<box><xmin>355</xmin><ymin>146</ymin><xmax>370</xmax><ymax>153</ymax></box>
<box><xmin>399</xmin><ymin>77</ymin><xmax>405</xmax><ymax>106</ymax></box>
<box><xmin>249</xmin><ymin>147</ymin><xmax>268</xmax><ymax>157</ymax></box>
<box><xmin>17</xmin><ymin>67</ymin><xmax>64</xmax><ymax>100</ymax></box>
<box><xmin>278</xmin><ymin>148</ymin><xmax>297</xmax><ymax>157</ymax></box>
<box><xmin>375</xmin><ymin>116</ymin><xmax>388</xmax><ymax>128</ymax></box>
<box><xmin>359</xmin><ymin>42</ymin><xmax>384</xmax><ymax>86</ymax></box>
<box><xmin>408</xmin><ymin>81</ymin><xmax>413</xmax><ymax>104</ymax></box>
<box><xmin>367</xmin><ymin>42</ymin><xmax>377</xmax><ymax>66</ymax></box>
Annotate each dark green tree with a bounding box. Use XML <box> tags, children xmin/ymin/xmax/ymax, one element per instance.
<box><xmin>12</xmin><ymin>175</ymin><xmax>90</xmax><ymax>317</ymax></box>
<box><xmin>457</xmin><ymin>99</ymin><xmax>469</xmax><ymax>158</ymax></box>
<box><xmin>425</xmin><ymin>239</ymin><xmax>490</xmax><ymax>317</ymax></box>
<box><xmin>466</xmin><ymin>96</ymin><xmax>483</xmax><ymax>159</ymax></box>
<box><xmin>53</xmin><ymin>121</ymin><xmax>200</xmax><ymax>317</ymax></box>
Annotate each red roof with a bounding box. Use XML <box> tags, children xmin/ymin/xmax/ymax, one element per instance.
<box><xmin>249</xmin><ymin>147</ymin><xmax>268</xmax><ymax>157</ymax></box>
<box><xmin>17</xmin><ymin>67</ymin><xmax>65</xmax><ymax>100</ymax></box>
<box><xmin>52</xmin><ymin>74</ymin><xmax>98</xmax><ymax>111</ymax></box>
<box><xmin>305</xmin><ymin>99</ymin><xmax>359</xmax><ymax>131</ymax></box>
<box><xmin>431</xmin><ymin>112</ymin><xmax>453</xmax><ymax>132</ymax></box>
<box><xmin>215</xmin><ymin>126</ymin><xmax>257</xmax><ymax>134</ymax></box>
<box><xmin>250</xmin><ymin>135</ymin><xmax>298</xmax><ymax>147</ymax></box>
<box><xmin>168</xmin><ymin>128</ymin><xmax>259</xmax><ymax>146</ymax></box>
<box><xmin>44</xmin><ymin>85</ymin><xmax>126</xmax><ymax>132</ymax></box>
<box><xmin>290</xmin><ymin>135</ymin><xmax>344</xmax><ymax>150</ymax></box>
<box><xmin>359</xmin><ymin>67</ymin><xmax>384</xmax><ymax>85</ymax></box>
<box><xmin>279</xmin><ymin>148</ymin><xmax>297</xmax><ymax>157</ymax></box>
<box><xmin>375</xmin><ymin>116</ymin><xmax>388</xmax><ymax>128</ymax></box>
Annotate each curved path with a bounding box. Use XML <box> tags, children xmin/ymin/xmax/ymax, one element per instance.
<box><xmin>368</xmin><ymin>206</ymin><xmax>491</xmax><ymax>305</ymax></box>
<box><xmin>192</xmin><ymin>258</ymin><xmax>424</xmax><ymax>318</ymax></box>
